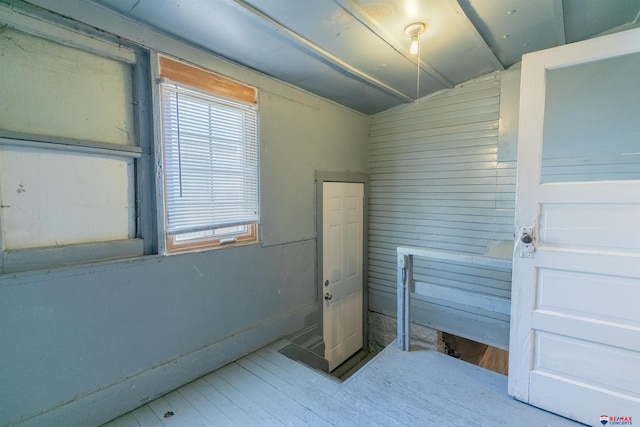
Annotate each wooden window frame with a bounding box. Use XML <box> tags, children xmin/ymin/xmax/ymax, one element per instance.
<box><xmin>165</xmin><ymin>223</ymin><xmax>258</xmax><ymax>254</ymax></box>
<box><xmin>158</xmin><ymin>55</ymin><xmax>259</xmax><ymax>254</ymax></box>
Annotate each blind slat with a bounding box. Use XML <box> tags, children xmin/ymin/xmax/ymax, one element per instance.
<box><xmin>161</xmin><ymin>83</ymin><xmax>259</xmax><ymax>234</ymax></box>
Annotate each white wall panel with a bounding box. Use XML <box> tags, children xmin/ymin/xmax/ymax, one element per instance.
<box><xmin>0</xmin><ymin>146</ymin><xmax>134</xmax><ymax>249</ymax></box>
<box><xmin>0</xmin><ymin>28</ymin><xmax>135</xmax><ymax>146</ymax></box>
<box><xmin>368</xmin><ymin>73</ymin><xmax>515</xmax><ymax>347</ymax></box>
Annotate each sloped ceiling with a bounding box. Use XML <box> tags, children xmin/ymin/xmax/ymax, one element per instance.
<box><xmin>90</xmin><ymin>0</ymin><xmax>640</xmax><ymax>114</ymax></box>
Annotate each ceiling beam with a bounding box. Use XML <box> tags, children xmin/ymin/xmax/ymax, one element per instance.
<box><xmin>448</xmin><ymin>0</ymin><xmax>505</xmax><ymax>71</ymax></box>
<box><xmin>231</xmin><ymin>0</ymin><xmax>415</xmax><ymax>103</ymax></box>
<box><xmin>333</xmin><ymin>0</ymin><xmax>454</xmax><ymax>89</ymax></box>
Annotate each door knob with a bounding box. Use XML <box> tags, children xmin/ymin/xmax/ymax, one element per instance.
<box><xmin>324</xmin><ymin>292</ymin><xmax>333</xmax><ymax>301</ymax></box>
<box><xmin>518</xmin><ymin>226</ymin><xmax>535</xmax><ymax>258</ymax></box>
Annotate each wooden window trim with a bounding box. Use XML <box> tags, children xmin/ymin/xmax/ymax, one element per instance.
<box><xmin>159</xmin><ymin>55</ymin><xmax>256</xmax><ymax>104</ymax></box>
<box><xmin>165</xmin><ymin>224</ymin><xmax>258</xmax><ymax>254</ymax></box>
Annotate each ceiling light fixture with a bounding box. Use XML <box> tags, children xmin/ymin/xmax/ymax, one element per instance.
<box><xmin>404</xmin><ymin>22</ymin><xmax>426</xmax><ymax>55</ymax></box>
<box><xmin>404</xmin><ymin>22</ymin><xmax>426</xmax><ymax>101</ymax></box>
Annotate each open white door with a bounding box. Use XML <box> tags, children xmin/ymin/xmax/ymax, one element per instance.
<box><xmin>509</xmin><ymin>28</ymin><xmax>640</xmax><ymax>425</ymax></box>
<box><xmin>323</xmin><ymin>182</ymin><xmax>364</xmax><ymax>372</ymax></box>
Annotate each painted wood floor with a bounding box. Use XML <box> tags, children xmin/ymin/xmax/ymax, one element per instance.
<box><xmin>103</xmin><ymin>341</ymin><xmax>581</xmax><ymax>426</ymax></box>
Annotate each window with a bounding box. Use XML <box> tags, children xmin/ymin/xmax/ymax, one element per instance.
<box><xmin>0</xmin><ymin>14</ymin><xmax>149</xmax><ymax>274</ymax></box>
<box><xmin>158</xmin><ymin>56</ymin><xmax>259</xmax><ymax>253</ymax></box>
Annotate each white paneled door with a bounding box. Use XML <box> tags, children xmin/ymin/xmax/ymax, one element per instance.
<box><xmin>323</xmin><ymin>182</ymin><xmax>364</xmax><ymax>371</ymax></box>
<box><xmin>509</xmin><ymin>29</ymin><xmax>640</xmax><ymax>425</ymax></box>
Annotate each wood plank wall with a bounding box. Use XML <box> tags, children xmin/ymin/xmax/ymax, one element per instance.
<box><xmin>368</xmin><ymin>73</ymin><xmax>516</xmax><ymax>349</ymax></box>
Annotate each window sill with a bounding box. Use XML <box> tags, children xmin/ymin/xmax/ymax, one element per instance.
<box><xmin>165</xmin><ymin>236</ymin><xmax>260</xmax><ymax>255</ymax></box>
<box><xmin>165</xmin><ymin>224</ymin><xmax>259</xmax><ymax>255</ymax></box>
<box><xmin>1</xmin><ymin>238</ymin><xmax>144</xmax><ymax>275</ymax></box>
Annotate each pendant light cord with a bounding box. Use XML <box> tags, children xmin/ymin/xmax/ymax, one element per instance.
<box><xmin>416</xmin><ymin>40</ymin><xmax>421</xmax><ymax>102</ymax></box>
<box><xmin>404</xmin><ymin>22</ymin><xmax>426</xmax><ymax>103</ymax></box>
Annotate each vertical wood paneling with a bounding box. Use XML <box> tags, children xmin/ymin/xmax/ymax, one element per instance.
<box><xmin>368</xmin><ymin>74</ymin><xmax>515</xmax><ymax>347</ymax></box>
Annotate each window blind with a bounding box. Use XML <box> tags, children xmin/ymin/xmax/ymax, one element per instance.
<box><xmin>161</xmin><ymin>83</ymin><xmax>259</xmax><ymax>235</ymax></box>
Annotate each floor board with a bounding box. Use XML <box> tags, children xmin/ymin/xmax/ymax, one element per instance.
<box><xmin>130</xmin><ymin>404</ymin><xmax>163</xmax><ymax>427</ymax></box>
<box><xmin>188</xmin><ymin>377</ymin><xmax>254</xmax><ymax>426</ymax></box>
<box><xmin>201</xmin><ymin>372</ymin><xmax>284</xmax><ymax>427</ymax></box>
<box><xmin>103</xmin><ymin>341</ymin><xmax>582</xmax><ymax>427</ymax></box>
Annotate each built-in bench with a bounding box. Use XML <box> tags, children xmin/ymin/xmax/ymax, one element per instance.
<box><xmin>396</xmin><ymin>246</ymin><xmax>512</xmax><ymax>351</ymax></box>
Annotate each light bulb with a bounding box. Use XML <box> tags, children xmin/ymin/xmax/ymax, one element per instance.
<box><xmin>409</xmin><ymin>37</ymin><xmax>419</xmax><ymax>55</ymax></box>
<box><xmin>405</xmin><ymin>22</ymin><xmax>425</xmax><ymax>55</ymax></box>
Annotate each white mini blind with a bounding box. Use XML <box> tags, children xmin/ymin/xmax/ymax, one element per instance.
<box><xmin>161</xmin><ymin>83</ymin><xmax>259</xmax><ymax>235</ymax></box>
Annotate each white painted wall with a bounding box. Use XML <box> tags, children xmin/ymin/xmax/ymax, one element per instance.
<box><xmin>0</xmin><ymin>28</ymin><xmax>135</xmax><ymax>145</ymax></box>
<box><xmin>0</xmin><ymin>26</ymin><xmax>137</xmax><ymax>252</ymax></box>
<box><xmin>497</xmin><ymin>65</ymin><xmax>521</xmax><ymax>162</ymax></box>
<box><xmin>367</xmin><ymin>45</ymin><xmax>640</xmax><ymax>351</ymax></box>
<box><xmin>368</xmin><ymin>73</ymin><xmax>515</xmax><ymax>349</ymax></box>
<box><xmin>5</xmin><ymin>2</ymin><xmax>634</xmax><ymax>425</ymax></box>
<box><xmin>0</xmin><ymin>147</ymin><xmax>134</xmax><ymax>249</ymax></box>
<box><xmin>0</xmin><ymin>3</ymin><xmax>369</xmax><ymax>426</ymax></box>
